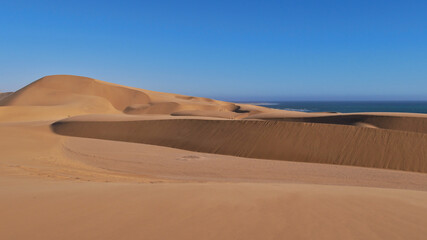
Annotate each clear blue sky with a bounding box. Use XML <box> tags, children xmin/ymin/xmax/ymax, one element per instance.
<box><xmin>1</xmin><ymin>0</ymin><xmax>426</xmax><ymax>101</ymax></box>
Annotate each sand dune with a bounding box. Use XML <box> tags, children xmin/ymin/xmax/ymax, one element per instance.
<box><xmin>1</xmin><ymin>75</ymin><xmax>426</xmax><ymax>240</ymax></box>
<box><xmin>52</xmin><ymin>118</ymin><xmax>427</xmax><ymax>173</ymax></box>
<box><xmin>0</xmin><ymin>75</ymin><xmax>258</xmax><ymax>119</ymax></box>
<box><xmin>62</xmin><ymin>136</ymin><xmax>427</xmax><ymax>190</ymax></box>
<box><xmin>0</xmin><ymin>75</ymin><xmax>150</xmax><ymax>110</ymax></box>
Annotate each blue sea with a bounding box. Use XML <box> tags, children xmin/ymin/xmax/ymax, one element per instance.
<box><xmin>250</xmin><ymin>101</ymin><xmax>427</xmax><ymax>114</ymax></box>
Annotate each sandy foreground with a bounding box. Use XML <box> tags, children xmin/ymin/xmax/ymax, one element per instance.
<box><xmin>1</xmin><ymin>75</ymin><xmax>426</xmax><ymax>240</ymax></box>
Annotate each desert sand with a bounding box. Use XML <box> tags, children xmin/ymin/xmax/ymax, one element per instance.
<box><xmin>1</xmin><ymin>75</ymin><xmax>426</xmax><ymax>240</ymax></box>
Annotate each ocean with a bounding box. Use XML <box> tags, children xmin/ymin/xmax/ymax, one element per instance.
<box><xmin>250</xmin><ymin>101</ymin><xmax>427</xmax><ymax>114</ymax></box>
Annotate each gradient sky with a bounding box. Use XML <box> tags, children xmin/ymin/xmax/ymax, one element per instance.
<box><xmin>1</xmin><ymin>0</ymin><xmax>426</xmax><ymax>101</ymax></box>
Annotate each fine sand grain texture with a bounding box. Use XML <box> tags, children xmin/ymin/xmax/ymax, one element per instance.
<box><xmin>1</xmin><ymin>75</ymin><xmax>426</xmax><ymax>240</ymax></box>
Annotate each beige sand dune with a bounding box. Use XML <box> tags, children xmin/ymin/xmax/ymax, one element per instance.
<box><xmin>0</xmin><ymin>75</ymin><xmax>260</xmax><ymax>120</ymax></box>
<box><xmin>52</xmin><ymin>118</ymin><xmax>427</xmax><ymax>173</ymax></box>
<box><xmin>1</xmin><ymin>75</ymin><xmax>426</xmax><ymax>240</ymax></box>
<box><xmin>62</xmin><ymin>136</ymin><xmax>427</xmax><ymax>190</ymax></box>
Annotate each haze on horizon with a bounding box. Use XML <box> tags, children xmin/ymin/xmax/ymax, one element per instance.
<box><xmin>1</xmin><ymin>0</ymin><xmax>426</xmax><ymax>101</ymax></box>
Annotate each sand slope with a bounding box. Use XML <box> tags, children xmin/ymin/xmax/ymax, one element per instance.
<box><xmin>53</xmin><ymin>118</ymin><xmax>427</xmax><ymax>173</ymax></box>
<box><xmin>1</xmin><ymin>123</ymin><xmax>426</xmax><ymax>240</ymax></box>
<box><xmin>2</xmin><ymin>179</ymin><xmax>427</xmax><ymax>240</ymax></box>
<box><xmin>61</xmin><ymin>136</ymin><xmax>427</xmax><ymax>190</ymax></box>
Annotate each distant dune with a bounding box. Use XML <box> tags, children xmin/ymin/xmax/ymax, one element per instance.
<box><xmin>1</xmin><ymin>75</ymin><xmax>426</xmax><ymax>240</ymax></box>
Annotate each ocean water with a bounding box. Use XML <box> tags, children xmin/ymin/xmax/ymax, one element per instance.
<box><xmin>253</xmin><ymin>101</ymin><xmax>427</xmax><ymax>114</ymax></box>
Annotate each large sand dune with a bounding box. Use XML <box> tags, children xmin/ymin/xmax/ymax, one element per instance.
<box><xmin>0</xmin><ymin>75</ymin><xmax>260</xmax><ymax>119</ymax></box>
<box><xmin>52</xmin><ymin>118</ymin><xmax>427</xmax><ymax>173</ymax></box>
<box><xmin>1</xmin><ymin>75</ymin><xmax>426</xmax><ymax>240</ymax></box>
